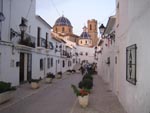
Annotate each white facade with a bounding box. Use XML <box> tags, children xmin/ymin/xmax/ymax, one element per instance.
<box><xmin>116</xmin><ymin>1</ymin><xmax>150</xmax><ymax>113</ymax></box>
<box><xmin>98</xmin><ymin>0</ymin><xmax>150</xmax><ymax>113</ymax></box>
<box><xmin>0</xmin><ymin>0</ymin><xmax>76</xmax><ymax>86</ymax></box>
<box><xmin>76</xmin><ymin>46</ymin><xmax>95</xmax><ymax>64</ymax></box>
<box><xmin>0</xmin><ymin>0</ymin><xmax>37</xmax><ymax>86</ymax></box>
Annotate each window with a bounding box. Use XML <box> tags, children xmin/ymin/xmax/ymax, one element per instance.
<box><xmin>80</xmin><ymin>41</ymin><xmax>82</xmax><ymax>44</ymax></box>
<box><xmin>62</xmin><ymin>60</ymin><xmax>65</xmax><ymax>68</ymax></box>
<box><xmin>40</xmin><ymin>59</ymin><xmax>43</xmax><ymax>70</ymax></box>
<box><xmin>85</xmin><ymin>52</ymin><xmax>88</xmax><ymax>56</ymax></box>
<box><xmin>90</xmin><ymin>24</ymin><xmax>92</xmax><ymax>30</ymax></box>
<box><xmin>115</xmin><ymin>56</ymin><xmax>117</xmax><ymax>64</ymax></box>
<box><xmin>126</xmin><ymin>44</ymin><xmax>137</xmax><ymax>85</ymax></box>
<box><xmin>41</xmin><ymin>38</ymin><xmax>46</xmax><ymax>48</ymax></box>
<box><xmin>37</xmin><ymin>27</ymin><xmax>41</xmax><ymax>46</ymax></box>
<box><xmin>47</xmin><ymin>58</ymin><xmax>50</xmax><ymax>69</ymax></box>
<box><xmin>51</xmin><ymin>58</ymin><xmax>53</xmax><ymax>67</ymax></box>
<box><xmin>80</xmin><ymin>52</ymin><xmax>83</xmax><ymax>55</ymax></box>
<box><xmin>86</xmin><ymin>40</ymin><xmax>88</xmax><ymax>44</ymax></box>
<box><xmin>62</xmin><ymin>27</ymin><xmax>64</xmax><ymax>33</ymax></box>
<box><xmin>68</xmin><ymin>61</ymin><xmax>71</xmax><ymax>67</ymax></box>
<box><xmin>46</xmin><ymin>32</ymin><xmax>48</xmax><ymax>48</ymax></box>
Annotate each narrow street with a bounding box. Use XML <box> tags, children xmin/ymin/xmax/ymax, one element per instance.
<box><xmin>0</xmin><ymin>73</ymin><xmax>126</xmax><ymax>113</ymax></box>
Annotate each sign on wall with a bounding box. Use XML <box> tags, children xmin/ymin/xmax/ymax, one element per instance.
<box><xmin>126</xmin><ymin>44</ymin><xmax>137</xmax><ymax>85</ymax></box>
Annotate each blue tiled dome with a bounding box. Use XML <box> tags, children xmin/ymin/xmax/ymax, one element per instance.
<box><xmin>54</xmin><ymin>16</ymin><xmax>72</xmax><ymax>27</ymax></box>
<box><xmin>80</xmin><ymin>32</ymin><xmax>91</xmax><ymax>39</ymax></box>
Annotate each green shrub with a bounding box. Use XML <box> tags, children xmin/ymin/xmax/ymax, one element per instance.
<box><xmin>46</xmin><ymin>72</ymin><xmax>55</xmax><ymax>78</ymax></box>
<box><xmin>82</xmin><ymin>75</ymin><xmax>93</xmax><ymax>81</ymax></box>
<box><xmin>78</xmin><ymin>79</ymin><xmax>93</xmax><ymax>90</ymax></box>
<box><xmin>29</xmin><ymin>78</ymin><xmax>41</xmax><ymax>83</ymax></box>
<box><xmin>57</xmin><ymin>71</ymin><xmax>62</xmax><ymax>75</ymax></box>
<box><xmin>0</xmin><ymin>81</ymin><xmax>16</xmax><ymax>93</ymax></box>
<box><xmin>67</xmin><ymin>70</ymin><xmax>72</xmax><ymax>73</ymax></box>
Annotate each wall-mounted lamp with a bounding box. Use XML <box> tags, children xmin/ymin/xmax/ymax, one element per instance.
<box><xmin>94</xmin><ymin>46</ymin><xmax>99</xmax><ymax>60</ymax></box>
<box><xmin>99</xmin><ymin>24</ymin><xmax>105</xmax><ymax>34</ymax></box>
<box><xmin>0</xmin><ymin>12</ymin><xmax>5</xmax><ymax>22</ymax></box>
<box><xmin>99</xmin><ymin>24</ymin><xmax>105</xmax><ymax>38</ymax></box>
<box><xmin>19</xmin><ymin>19</ymin><xmax>27</xmax><ymax>42</ymax></box>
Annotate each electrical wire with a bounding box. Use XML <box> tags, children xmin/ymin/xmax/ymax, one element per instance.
<box><xmin>26</xmin><ymin>0</ymin><xmax>33</xmax><ymax>19</ymax></box>
<box><xmin>50</xmin><ymin>0</ymin><xmax>61</xmax><ymax>16</ymax></box>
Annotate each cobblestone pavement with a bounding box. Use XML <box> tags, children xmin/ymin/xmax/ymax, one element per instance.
<box><xmin>0</xmin><ymin>72</ymin><xmax>127</xmax><ymax>113</ymax></box>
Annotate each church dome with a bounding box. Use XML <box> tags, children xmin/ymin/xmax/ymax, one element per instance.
<box><xmin>54</xmin><ymin>15</ymin><xmax>72</xmax><ymax>27</ymax></box>
<box><xmin>80</xmin><ymin>26</ymin><xmax>91</xmax><ymax>39</ymax></box>
<box><xmin>80</xmin><ymin>32</ymin><xmax>91</xmax><ymax>39</ymax></box>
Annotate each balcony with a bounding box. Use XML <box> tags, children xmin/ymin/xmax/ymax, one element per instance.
<box><xmin>18</xmin><ymin>34</ymin><xmax>35</xmax><ymax>48</ymax></box>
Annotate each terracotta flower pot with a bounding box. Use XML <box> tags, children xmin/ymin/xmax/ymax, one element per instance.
<box><xmin>56</xmin><ymin>74</ymin><xmax>62</xmax><ymax>79</ymax></box>
<box><xmin>78</xmin><ymin>94</ymin><xmax>89</xmax><ymax>107</ymax></box>
<box><xmin>45</xmin><ymin>78</ymin><xmax>52</xmax><ymax>83</ymax></box>
<box><xmin>31</xmin><ymin>82</ymin><xmax>39</xmax><ymax>89</ymax></box>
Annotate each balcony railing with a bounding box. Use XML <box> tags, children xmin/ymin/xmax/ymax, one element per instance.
<box><xmin>18</xmin><ymin>34</ymin><xmax>35</xmax><ymax>48</ymax></box>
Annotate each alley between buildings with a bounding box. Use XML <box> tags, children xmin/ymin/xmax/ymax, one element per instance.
<box><xmin>0</xmin><ymin>72</ymin><xmax>126</xmax><ymax>113</ymax></box>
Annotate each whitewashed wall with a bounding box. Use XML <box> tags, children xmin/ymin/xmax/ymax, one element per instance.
<box><xmin>0</xmin><ymin>45</ymin><xmax>19</xmax><ymax>86</ymax></box>
<box><xmin>97</xmin><ymin>38</ymin><xmax>115</xmax><ymax>91</ymax></box>
<box><xmin>0</xmin><ymin>0</ymin><xmax>55</xmax><ymax>85</ymax></box>
<box><xmin>76</xmin><ymin>46</ymin><xmax>95</xmax><ymax>64</ymax></box>
<box><xmin>115</xmin><ymin>0</ymin><xmax>150</xmax><ymax>113</ymax></box>
<box><xmin>0</xmin><ymin>0</ymin><xmax>36</xmax><ymax>86</ymax></box>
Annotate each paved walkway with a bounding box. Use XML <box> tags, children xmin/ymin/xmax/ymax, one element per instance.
<box><xmin>71</xmin><ymin>75</ymin><xmax>127</xmax><ymax>113</ymax></box>
<box><xmin>0</xmin><ymin>72</ymin><xmax>126</xmax><ymax>113</ymax></box>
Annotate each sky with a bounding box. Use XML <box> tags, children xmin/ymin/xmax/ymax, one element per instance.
<box><xmin>36</xmin><ymin>0</ymin><xmax>116</xmax><ymax>36</ymax></box>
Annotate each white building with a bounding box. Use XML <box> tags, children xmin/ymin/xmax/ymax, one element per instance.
<box><xmin>0</xmin><ymin>0</ymin><xmax>38</xmax><ymax>86</ymax></box>
<box><xmin>76</xmin><ymin>46</ymin><xmax>95</xmax><ymax>64</ymax></box>
<box><xmin>98</xmin><ymin>0</ymin><xmax>150</xmax><ymax>113</ymax></box>
<box><xmin>0</xmin><ymin>0</ymin><xmax>75</xmax><ymax>86</ymax></box>
<box><xmin>97</xmin><ymin>15</ymin><xmax>116</xmax><ymax>91</ymax></box>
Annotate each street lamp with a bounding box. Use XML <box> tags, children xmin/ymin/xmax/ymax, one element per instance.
<box><xmin>94</xmin><ymin>46</ymin><xmax>98</xmax><ymax>60</ymax></box>
<box><xmin>19</xmin><ymin>20</ymin><xmax>27</xmax><ymax>42</ymax></box>
<box><xmin>99</xmin><ymin>24</ymin><xmax>105</xmax><ymax>35</ymax></box>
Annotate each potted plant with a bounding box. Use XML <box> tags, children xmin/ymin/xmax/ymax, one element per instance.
<box><xmin>66</xmin><ymin>70</ymin><xmax>72</xmax><ymax>75</ymax></box>
<box><xmin>56</xmin><ymin>71</ymin><xmax>62</xmax><ymax>79</ymax></box>
<box><xmin>78</xmin><ymin>78</ymin><xmax>93</xmax><ymax>90</ymax></box>
<box><xmin>29</xmin><ymin>78</ymin><xmax>40</xmax><ymax>89</ymax></box>
<box><xmin>71</xmin><ymin>84</ymin><xmax>90</xmax><ymax>108</ymax></box>
<box><xmin>45</xmin><ymin>72</ymin><xmax>55</xmax><ymax>83</ymax></box>
<box><xmin>0</xmin><ymin>81</ymin><xmax>16</xmax><ymax>104</ymax></box>
<box><xmin>71</xmin><ymin>69</ymin><xmax>76</xmax><ymax>73</ymax></box>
